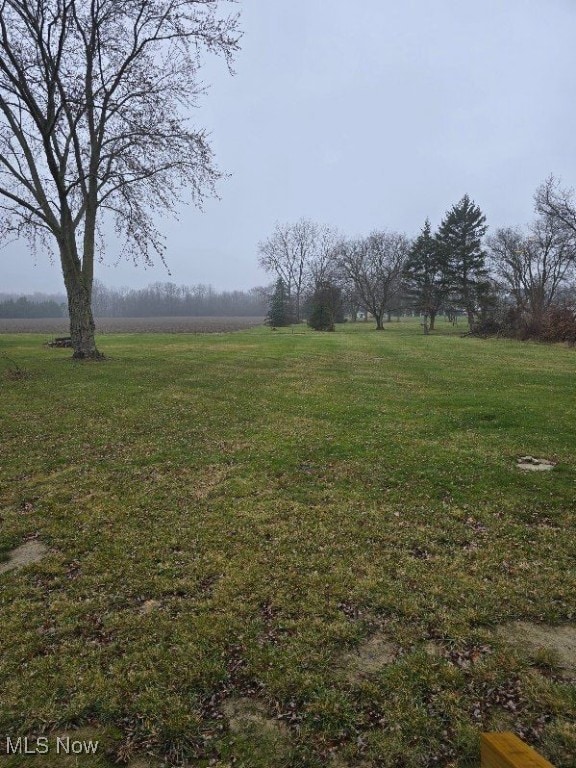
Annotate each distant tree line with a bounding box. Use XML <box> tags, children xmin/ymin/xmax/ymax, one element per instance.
<box><xmin>0</xmin><ymin>283</ymin><xmax>267</xmax><ymax>319</ymax></box>
<box><xmin>91</xmin><ymin>281</ymin><xmax>267</xmax><ymax>318</ymax></box>
<box><xmin>0</xmin><ymin>295</ymin><xmax>66</xmax><ymax>318</ymax></box>
<box><xmin>258</xmin><ymin>176</ymin><xmax>576</xmax><ymax>342</ymax></box>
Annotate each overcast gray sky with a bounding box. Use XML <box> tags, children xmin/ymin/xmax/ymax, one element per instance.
<box><xmin>3</xmin><ymin>0</ymin><xmax>576</xmax><ymax>294</ymax></box>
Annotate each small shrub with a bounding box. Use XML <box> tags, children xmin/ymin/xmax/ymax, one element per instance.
<box><xmin>470</xmin><ymin>317</ymin><xmax>504</xmax><ymax>336</ymax></box>
<box><xmin>541</xmin><ymin>306</ymin><xmax>576</xmax><ymax>344</ymax></box>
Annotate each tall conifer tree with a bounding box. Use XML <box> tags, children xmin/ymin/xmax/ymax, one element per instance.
<box><xmin>436</xmin><ymin>195</ymin><xmax>489</xmax><ymax>327</ymax></box>
<box><xmin>403</xmin><ymin>219</ymin><xmax>447</xmax><ymax>332</ymax></box>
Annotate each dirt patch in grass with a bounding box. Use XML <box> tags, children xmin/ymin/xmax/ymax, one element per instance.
<box><xmin>192</xmin><ymin>465</ymin><xmax>231</xmax><ymax>500</ymax></box>
<box><xmin>139</xmin><ymin>599</ymin><xmax>162</xmax><ymax>615</ymax></box>
<box><xmin>423</xmin><ymin>640</ymin><xmax>445</xmax><ymax>658</ymax></box>
<box><xmin>340</xmin><ymin>633</ymin><xmax>398</xmax><ymax>682</ymax></box>
<box><xmin>496</xmin><ymin>622</ymin><xmax>576</xmax><ymax>674</ymax></box>
<box><xmin>328</xmin><ymin>757</ymin><xmax>371</xmax><ymax>768</ymax></box>
<box><xmin>222</xmin><ymin>697</ymin><xmax>289</xmax><ymax>738</ymax></box>
<box><xmin>516</xmin><ymin>456</ymin><xmax>556</xmax><ymax>471</ymax></box>
<box><xmin>220</xmin><ymin>698</ymin><xmax>292</xmax><ymax>766</ymax></box>
<box><xmin>0</xmin><ymin>540</ymin><xmax>48</xmax><ymax>574</ymax></box>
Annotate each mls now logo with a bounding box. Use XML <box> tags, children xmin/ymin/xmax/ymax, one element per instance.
<box><xmin>6</xmin><ymin>738</ymin><xmax>49</xmax><ymax>755</ymax></box>
<box><xmin>55</xmin><ymin>736</ymin><xmax>99</xmax><ymax>754</ymax></box>
<box><xmin>6</xmin><ymin>736</ymin><xmax>99</xmax><ymax>755</ymax></box>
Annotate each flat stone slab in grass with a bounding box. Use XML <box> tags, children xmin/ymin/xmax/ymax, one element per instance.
<box><xmin>516</xmin><ymin>456</ymin><xmax>556</xmax><ymax>471</ymax></box>
<box><xmin>496</xmin><ymin>621</ymin><xmax>576</xmax><ymax>673</ymax></box>
<box><xmin>340</xmin><ymin>633</ymin><xmax>398</xmax><ymax>682</ymax></box>
<box><xmin>0</xmin><ymin>540</ymin><xmax>48</xmax><ymax>574</ymax></box>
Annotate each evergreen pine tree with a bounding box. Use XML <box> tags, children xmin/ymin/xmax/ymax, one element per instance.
<box><xmin>436</xmin><ymin>195</ymin><xmax>488</xmax><ymax>328</ymax></box>
<box><xmin>266</xmin><ymin>278</ymin><xmax>292</xmax><ymax>327</ymax></box>
<box><xmin>403</xmin><ymin>219</ymin><xmax>447</xmax><ymax>332</ymax></box>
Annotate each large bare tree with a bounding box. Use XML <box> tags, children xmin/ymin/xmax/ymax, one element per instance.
<box><xmin>337</xmin><ymin>230</ymin><xmax>408</xmax><ymax>329</ymax></box>
<box><xmin>0</xmin><ymin>0</ymin><xmax>240</xmax><ymax>357</ymax></box>
<box><xmin>488</xmin><ymin>216</ymin><xmax>575</xmax><ymax>328</ymax></box>
<box><xmin>258</xmin><ymin>218</ymin><xmax>322</xmax><ymax>322</ymax></box>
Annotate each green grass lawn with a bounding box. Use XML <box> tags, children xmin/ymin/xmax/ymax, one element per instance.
<box><xmin>1</xmin><ymin>320</ymin><xmax>575</xmax><ymax>767</ymax></box>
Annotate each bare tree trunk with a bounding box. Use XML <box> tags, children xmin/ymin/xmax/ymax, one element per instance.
<box><xmin>60</xmin><ymin>229</ymin><xmax>101</xmax><ymax>359</ymax></box>
<box><xmin>429</xmin><ymin>310</ymin><xmax>436</xmax><ymax>331</ymax></box>
<box><xmin>375</xmin><ymin>313</ymin><xmax>385</xmax><ymax>330</ymax></box>
<box><xmin>529</xmin><ymin>304</ymin><xmax>545</xmax><ymax>335</ymax></box>
<box><xmin>65</xmin><ymin>278</ymin><xmax>100</xmax><ymax>358</ymax></box>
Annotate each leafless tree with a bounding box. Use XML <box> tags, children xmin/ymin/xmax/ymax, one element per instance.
<box><xmin>535</xmin><ymin>176</ymin><xmax>576</xmax><ymax>242</ymax></box>
<box><xmin>307</xmin><ymin>224</ymin><xmax>341</xmax><ymax>289</ymax></box>
<box><xmin>0</xmin><ymin>0</ymin><xmax>240</xmax><ymax>357</ymax></box>
<box><xmin>258</xmin><ymin>218</ymin><xmax>320</xmax><ymax>322</ymax></box>
<box><xmin>337</xmin><ymin>230</ymin><xmax>408</xmax><ymax>329</ymax></box>
<box><xmin>487</xmin><ymin>215</ymin><xmax>575</xmax><ymax>327</ymax></box>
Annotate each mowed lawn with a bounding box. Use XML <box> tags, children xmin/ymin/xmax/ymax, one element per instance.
<box><xmin>0</xmin><ymin>321</ymin><xmax>575</xmax><ymax>768</ymax></box>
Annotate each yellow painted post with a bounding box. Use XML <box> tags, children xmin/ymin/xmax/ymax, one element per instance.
<box><xmin>480</xmin><ymin>732</ymin><xmax>555</xmax><ymax>768</ymax></box>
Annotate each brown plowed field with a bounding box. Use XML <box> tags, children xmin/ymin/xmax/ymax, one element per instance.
<box><xmin>0</xmin><ymin>316</ymin><xmax>264</xmax><ymax>334</ymax></box>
